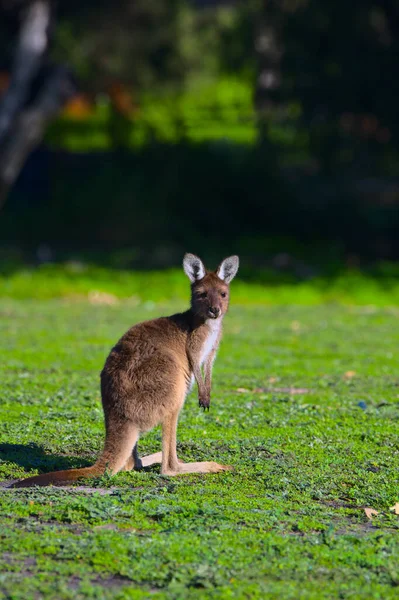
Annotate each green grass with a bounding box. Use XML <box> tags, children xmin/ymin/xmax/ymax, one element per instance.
<box><xmin>1</xmin><ymin>293</ymin><xmax>399</xmax><ymax>598</ymax></box>
<box><xmin>3</xmin><ymin>262</ymin><xmax>399</xmax><ymax>305</ymax></box>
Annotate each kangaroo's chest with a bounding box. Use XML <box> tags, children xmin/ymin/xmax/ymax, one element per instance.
<box><xmin>199</xmin><ymin>320</ymin><xmax>221</xmax><ymax>366</ymax></box>
<box><xmin>186</xmin><ymin>320</ymin><xmax>221</xmax><ymax>393</ymax></box>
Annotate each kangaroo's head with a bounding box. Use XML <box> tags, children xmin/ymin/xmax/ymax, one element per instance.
<box><xmin>183</xmin><ymin>253</ymin><xmax>239</xmax><ymax>320</ymax></box>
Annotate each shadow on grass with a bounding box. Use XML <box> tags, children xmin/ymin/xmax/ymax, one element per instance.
<box><xmin>0</xmin><ymin>443</ymin><xmax>91</xmax><ymax>473</ymax></box>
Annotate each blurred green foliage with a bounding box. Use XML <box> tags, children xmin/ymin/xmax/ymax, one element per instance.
<box><xmin>46</xmin><ymin>78</ymin><xmax>257</xmax><ymax>150</ymax></box>
<box><xmin>39</xmin><ymin>0</ymin><xmax>399</xmax><ymax>177</ymax></box>
<box><xmin>2</xmin><ymin>0</ymin><xmax>399</xmax><ymax>261</ymax></box>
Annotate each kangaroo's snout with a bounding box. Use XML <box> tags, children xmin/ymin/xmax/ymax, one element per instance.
<box><xmin>208</xmin><ymin>306</ymin><xmax>221</xmax><ymax>318</ymax></box>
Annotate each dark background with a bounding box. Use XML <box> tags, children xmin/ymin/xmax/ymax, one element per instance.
<box><xmin>1</xmin><ymin>0</ymin><xmax>399</xmax><ymax>271</ymax></box>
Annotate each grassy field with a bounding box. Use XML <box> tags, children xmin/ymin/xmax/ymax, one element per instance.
<box><xmin>1</xmin><ymin>281</ymin><xmax>399</xmax><ymax>598</ymax></box>
<box><xmin>3</xmin><ymin>261</ymin><xmax>399</xmax><ymax>305</ymax></box>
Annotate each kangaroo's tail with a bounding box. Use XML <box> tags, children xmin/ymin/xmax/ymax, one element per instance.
<box><xmin>11</xmin><ymin>464</ymin><xmax>104</xmax><ymax>488</ymax></box>
<box><xmin>11</xmin><ymin>421</ymin><xmax>139</xmax><ymax>488</ymax></box>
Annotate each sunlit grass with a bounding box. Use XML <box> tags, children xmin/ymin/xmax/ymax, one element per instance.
<box><xmin>2</xmin><ymin>262</ymin><xmax>399</xmax><ymax>305</ymax></box>
<box><xmin>1</xmin><ymin>300</ymin><xmax>399</xmax><ymax>598</ymax></box>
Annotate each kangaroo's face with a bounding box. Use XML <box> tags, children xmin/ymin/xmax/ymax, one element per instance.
<box><xmin>183</xmin><ymin>254</ymin><xmax>239</xmax><ymax>320</ymax></box>
<box><xmin>192</xmin><ymin>273</ymin><xmax>229</xmax><ymax>319</ymax></box>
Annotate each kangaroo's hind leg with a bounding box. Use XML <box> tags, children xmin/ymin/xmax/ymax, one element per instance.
<box><xmin>160</xmin><ymin>409</ymin><xmax>181</xmax><ymax>474</ymax></box>
<box><xmin>160</xmin><ymin>412</ymin><xmax>231</xmax><ymax>475</ymax></box>
<box><xmin>138</xmin><ymin>410</ymin><xmax>180</xmax><ymax>471</ymax></box>
<box><xmin>94</xmin><ymin>416</ymin><xmax>141</xmax><ymax>476</ymax></box>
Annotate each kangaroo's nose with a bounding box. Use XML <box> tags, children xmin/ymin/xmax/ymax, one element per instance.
<box><xmin>209</xmin><ymin>307</ymin><xmax>220</xmax><ymax>317</ymax></box>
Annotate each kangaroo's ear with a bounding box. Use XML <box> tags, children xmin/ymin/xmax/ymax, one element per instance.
<box><xmin>183</xmin><ymin>253</ymin><xmax>206</xmax><ymax>283</ymax></box>
<box><xmin>216</xmin><ymin>255</ymin><xmax>239</xmax><ymax>283</ymax></box>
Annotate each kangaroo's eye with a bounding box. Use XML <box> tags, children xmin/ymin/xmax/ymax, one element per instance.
<box><xmin>221</xmin><ymin>292</ymin><xmax>227</xmax><ymax>298</ymax></box>
<box><xmin>199</xmin><ymin>292</ymin><xmax>207</xmax><ymax>299</ymax></box>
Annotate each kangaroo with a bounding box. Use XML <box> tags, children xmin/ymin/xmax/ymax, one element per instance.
<box><xmin>12</xmin><ymin>254</ymin><xmax>239</xmax><ymax>487</ymax></box>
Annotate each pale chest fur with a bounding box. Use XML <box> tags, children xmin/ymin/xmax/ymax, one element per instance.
<box><xmin>200</xmin><ymin>319</ymin><xmax>221</xmax><ymax>366</ymax></box>
<box><xmin>186</xmin><ymin>319</ymin><xmax>222</xmax><ymax>393</ymax></box>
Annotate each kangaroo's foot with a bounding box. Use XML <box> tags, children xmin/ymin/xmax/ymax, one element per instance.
<box><xmin>123</xmin><ymin>453</ymin><xmax>160</xmax><ymax>470</ymax></box>
<box><xmin>141</xmin><ymin>452</ymin><xmax>188</xmax><ymax>468</ymax></box>
<box><xmin>141</xmin><ymin>452</ymin><xmax>163</xmax><ymax>467</ymax></box>
<box><xmin>162</xmin><ymin>461</ymin><xmax>233</xmax><ymax>475</ymax></box>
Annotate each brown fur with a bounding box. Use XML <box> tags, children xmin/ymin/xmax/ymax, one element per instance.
<box><xmin>12</xmin><ymin>254</ymin><xmax>239</xmax><ymax>487</ymax></box>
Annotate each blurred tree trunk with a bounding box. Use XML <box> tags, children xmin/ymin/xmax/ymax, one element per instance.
<box><xmin>0</xmin><ymin>0</ymin><xmax>75</xmax><ymax>210</ymax></box>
